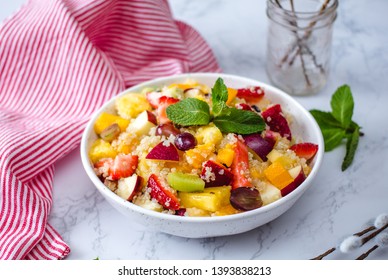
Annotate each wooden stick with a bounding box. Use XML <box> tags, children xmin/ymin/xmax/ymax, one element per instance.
<box><xmin>356</xmin><ymin>245</ymin><xmax>379</xmax><ymax>260</ymax></box>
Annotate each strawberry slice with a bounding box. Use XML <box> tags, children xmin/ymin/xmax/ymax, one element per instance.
<box><xmin>94</xmin><ymin>158</ymin><xmax>114</xmax><ymax>177</ymax></box>
<box><xmin>147</xmin><ymin>174</ymin><xmax>180</xmax><ymax>210</ymax></box>
<box><xmin>146</xmin><ymin>91</ymin><xmax>164</xmax><ymax>108</ymax></box>
<box><xmin>261</xmin><ymin>104</ymin><xmax>292</xmax><ymax>140</ymax></box>
<box><xmin>157</xmin><ymin>96</ymin><xmax>179</xmax><ymax>124</ymax></box>
<box><xmin>110</xmin><ymin>154</ymin><xmax>138</xmax><ymax>180</ymax></box>
<box><xmin>235</xmin><ymin>103</ymin><xmax>253</xmax><ymax>111</ymax></box>
<box><xmin>290</xmin><ymin>143</ymin><xmax>318</xmax><ymax>160</ymax></box>
<box><xmin>231</xmin><ymin>139</ymin><xmax>253</xmax><ymax>189</ymax></box>
<box><xmin>236</xmin><ymin>86</ymin><xmax>265</xmax><ymax>103</ymax></box>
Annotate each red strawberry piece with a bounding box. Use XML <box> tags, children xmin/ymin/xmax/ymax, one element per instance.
<box><xmin>290</xmin><ymin>142</ymin><xmax>318</xmax><ymax>160</ymax></box>
<box><xmin>94</xmin><ymin>158</ymin><xmax>113</xmax><ymax>177</ymax></box>
<box><xmin>147</xmin><ymin>174</ymin><xmax>180</xmax><ymax>210</ymax></box>
<box><xmin>235</xmin><ymin>103</ymin><xmax>253</xmax><ymax>111</ymax></box>
<box><xmin>261</xmin><ymin>104</ymin><xmax>292</xmax><ymax>140</ymax></box>
<box><xmin>157</xmin><ymin>96</ymin><xmax>179</xmax><ymax>124</ymax></box>
<box><xmin>231</xmin><ymin>139</ymin><xmax>253</xmax><ymax>189</ymax></box>
<box><xmin>109</xmin><ymin>154</ymin><xmax>139</xmax><ymax>180</ymax></box>
<box><xmin>200</xmin><ymin>160</ymin><xmax>233</xmax><ymax>187</ymax></box>
<box><xmin>281</xmin><ymin>171</ymin><xmax>306</xmax><ymax>197</ymax></box>
<box><xmin>236</xmin><ymin>86</ymin><xmax>265</xmax><ymax>103</ymax></box>
<box><xmin>146</xmin><ymin>91</ymin><xmax>164</xmax><ymax>108</ymax></box>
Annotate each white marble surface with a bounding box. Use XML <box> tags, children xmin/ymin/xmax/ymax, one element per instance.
<box><xmin>2</xmin><ymin>0</ymin><xmax>388</xmax><ymax>260</ymax></box>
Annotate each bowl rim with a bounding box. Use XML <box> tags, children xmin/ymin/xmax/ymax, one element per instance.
<box><xmin>80</xmin><ymin>72</ymin><xmax>324</xmax><ymax>223</ymax></box>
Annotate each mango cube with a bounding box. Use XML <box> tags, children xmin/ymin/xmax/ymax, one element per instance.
<box><xmin>89</xmin><ymin>139</ymin><xmax>117</xmax><ymax>163</ymax></box>
<box><xmin>226</xmin><ymin>88</ymin><xmax>238</xmax><ymax>104</ymax></box>
<box><xmin>94</xmin><ymin>112</ymin><xmax>130</xmax><ymax>135</ymax></box>
<box><xmin>264</xmin><ymin>161</ymin><xmax>294</xmax><ymax>189</ymax></box>
<box><xmin>217</xmin><ymin>147</ymin><xmax>235</xmax><ymax>167</ymax></box>
<box><xmin>214</xmin><ymin>204</ymin><xmax>240</xmax><ymax>216</ymax></box>
<box><xmin>115</xmin><ymin>94</ymin><xmax>151</xmax><ymax>119</ymax></box>
<box><xmin>195</xmin><ymin>124</ymin><xmax>223</xmax><ymax>146</ymax></box>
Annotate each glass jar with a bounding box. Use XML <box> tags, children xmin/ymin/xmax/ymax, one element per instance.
<box><xmin>266</xmin><ymin>0</ymin><xmax>338</xmax><ymax>96</ymax></box>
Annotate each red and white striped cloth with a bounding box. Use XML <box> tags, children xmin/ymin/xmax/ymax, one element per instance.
<box><xmin>0</xmin><ymin>0</ymin><xmax>220</xmax><ymax>260</ymax></box>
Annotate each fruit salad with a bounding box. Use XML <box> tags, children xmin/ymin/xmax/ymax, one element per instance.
<box><xmin>89</xmin><ymin>78</ymin><xmax>318</xmax><ymax>217</ymax></box>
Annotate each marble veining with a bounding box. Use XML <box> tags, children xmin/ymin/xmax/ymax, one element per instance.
<box><xmin>1</xmin><ymin>0</ymin><xmax>387</xmax><ymax>260</ymax></box>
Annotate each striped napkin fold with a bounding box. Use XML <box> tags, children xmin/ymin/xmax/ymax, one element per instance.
<box><xmin>0</xmin><ymin>0</ymin><xmax>220</xmax><ymax>260</ymax></box>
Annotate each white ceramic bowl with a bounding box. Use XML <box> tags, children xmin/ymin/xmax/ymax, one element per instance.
<box><xmin>80</xmin><ymin>73</ymin><xmax>324</xmax><ymax>238</ymax></box>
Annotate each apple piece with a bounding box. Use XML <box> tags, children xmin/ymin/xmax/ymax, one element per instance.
<box><xmin>130</xmin><ymin>110</ymin><xmax>157</xmax><ymax>136</ymax></box>
<box><xmin>200</xmin><ymin>160</ymin><xmax>233</xmax><ymax>187</ymax></box>
<box><xmin>116</xmin><ymin>174</ymin><xmax>142</xmax><ymax>201</ymax></box>
<box><xmin>260</xmin><ymin>182</ymin><xmax>281</xmax><ymax>206</ymax></box>
<box><xmin>267</xmin><ymin>149</ymin><xmax>283</xmax><ymax>163</ymax></box>
<box><xmin>146</xmin><ymin>141</ymin><xmax>179</xmax><ymax>161</ymax></box>
<box><xmin>146</xmin><ymin>91</ymin><xmax>163</xmax><ymax>108</ymax></box>
<box><xmin>288</xmin><ymin>165</ymin><xmax>302</xmax><ymax>179</ymax></box>
<box><xmin>281</xmin><ymin>170</ymin><xmax>306</xmax><ymax>197</ymax></box>
<box><xmin>243</xmin><ymin>133</ymin><xmax>275</xmax><ymax>161</ymax></box>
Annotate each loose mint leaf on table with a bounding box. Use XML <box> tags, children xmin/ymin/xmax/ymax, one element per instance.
<box><xmin>310</xmin><ymin>84</ymin><xmax>362</xmax><ymax>171</ymax></box>
<box><xmin>166</xmin><ymin>98</ymin><xmax>210</xmax><ymax>126</ymax></box>
<box><xmin>211</xmin><ymin>77</ymin><xmax>228</xmax><ymax>116</ymax></box>
<box><xmin>330</xmin><ymin>85</ymin><xmax>354</xmax><ymax>128</ymax></box>
<box><xmin>342</xmin><ymin>125</ymin><xmax>360</xmax><ymax>171</ymax></box>
<box><xmin>213</xmin><ymin>107</ymin><xmax>265</xmax><ymax>134</ymax></box>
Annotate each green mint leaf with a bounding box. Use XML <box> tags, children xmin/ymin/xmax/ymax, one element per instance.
<box><xmin>322</xmin><ymin>128</ymin><xmax>346</xmax><ymax>151</ymax></box>
<box><xmin>213</xmin><ymin>107</ymin><xmax>265</xmax><ymax>134</ymax></box>
<box><xmin>342</xmin><ymin>125</ymin><xmax>360</xmax><ymax>171</ymax></box>
<box><xmin>310</xmin><ymin>110</ymin><xmax>343</xmax><ymax>130</ymax></box>
<box><xmin>166</xmin><ymin>98</ymin><xmax>210</xmax><ymax>126</ymax></box>
<box><xmin>212</xmin><ymin>77</ymin><xmax>228</xmax><ymax>116</ymax></box>
<box><xmin>330</xmin><ymin>85</ymin><xmax>354</xmax><ymax>129</ymax></box>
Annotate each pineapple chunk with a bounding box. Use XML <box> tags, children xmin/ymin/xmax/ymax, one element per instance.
<box><xmin>260</xmin><ymin>182</ymin><xmax>282</xmax><ymax>206</ymax></box>
<box><xmin>185</xmin><ymin>207</ymin><xmax>211</xmax><ymax>217</ymax></box>
<box><xmin>226</xmin><ymin>88</ymin><xmax>238</xmax><ymax>105</ymax></box>
<box><xmin>264</xmin><ymin>161</ymin><xmax>294</xmax><ymax>189</ymax></box>
<box><xmin>267</xmin><ymin>149</ymin><xmax>283</xmax><ymax>163</ymax></box>
<box><xmin>185</xmin><ymin>143</ymin><xmax>214</xmax><ymax>169</ymax></box>
<box><xmin>203</xmin><ymin>186</ymin><xmax>231</xmax><ymax>207</ymax></box>
<box><xmin>94</xmin><ymin>112</ymin><xmax>130</xmax><ymax>135</ymax></box>
<box><xmin>217</xmin><ymin>147</ymin><xmax>235</xmax><ymax>167</ymax></box>
<box><xmin>115</xmin><ymin>94</ymin><xmax>151</xmax><ymax>119</ymax></box>
<box><xmin>214</xmin><ymin>204</ymin><xmax>240</xmax><ymax>216</ymax></box>
<box><xmin>195</xmin><ymin>124</ymin><xmax>223</xmax><ymax>146</ymax></box>
<box><xmin>179</xmin><ymin>192</ymin><xmax>221</xmax><ymax>212</ymax></box>
<box><xmin>89</xmin><ymin>139</ymin><xmax>117</xmax><ymax>163</ymax></box>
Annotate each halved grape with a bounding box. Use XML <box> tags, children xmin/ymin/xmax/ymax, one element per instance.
<box><xmin>174</xmin><ymin>132</ymin><xmax>197</xmax><ymax>151</ymax></box>
<box><xmin>230</xmin><ymin>187</ymin><xmax>263</xmax><ymax>211</ymax></box>
<box><xmin>100</xmin><ymin>123</ymin><xmax>120</xmax><ymax>142</ymax></box>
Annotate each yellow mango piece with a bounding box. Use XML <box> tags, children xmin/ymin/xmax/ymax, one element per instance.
<box><xmin>94</xmin><ymin>112</ymin><xmax>130</xmax><ymax>135</ymax></box>
<box><xmin>217</xmin><ymin>147</ymin><xmax>235</xmax><ymax>167</ymax></box>
<box><xmin>214</xmin><ymin>204</ymin><xmax>240</xmax><ymax>216</ymax></box>
<box><xmin>179</xmin><ymin>192</ymin><xmax>221</xmax><ymax>212</ymax></box>
<box><xmin>115</xmin><ymin>143</ymin><xmax>132</xmax><ymax>154</ymax></box>
<box><xmin>185</xmin><ymin>143</ymin><xmax>214</xmax><ymax>169</ymax></box>
<box><xmin>89</xmin><ymin>139</ymin><xmax>117</xmax><ymax>163</ymax></box>
<box><xmin>264</xmin><ymin>161</ymin><xmax>294</xmax><ymax>190</ymax></box>
<box><xmin>226</xmin><ymin>88</ymin><xmax>238</xmax><ymax>105</ymax></box>
<box><xmin>115</xmin><ymin>94</ymin><xmax>151</xmax><ymax>119</ymax></box>
<box><xmin>195</xmin><ymin>124</ymin><xmax>223</xmax><ymax>146</ymax></box>
<box><xmin>203</xmin><ymin>186</ymin><xmax>231</xmax><ymax>207</ymax></box>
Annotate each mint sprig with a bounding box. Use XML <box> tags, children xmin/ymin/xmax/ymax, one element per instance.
<box><xmin>166</xmin><ymin>78</ymin><xmax>265</xmax><ymax>135</ymax></box>
<box><xmin>310</xmin><ymin>85</ymin><xmax>362</xmax><ymax>171</ymax></box>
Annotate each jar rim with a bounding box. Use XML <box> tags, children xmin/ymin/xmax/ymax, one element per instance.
<box><xmin>267</xmin><ymin>0</ymin><xmax>338</xmax><ymax>17</ymax></box>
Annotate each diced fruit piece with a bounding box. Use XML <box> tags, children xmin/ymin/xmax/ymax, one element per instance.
<box><xmin>281</xmin><ymin>169</ymin><xmax>306</xmax><ymax>197</ymax></box>
<box><xmin>201</xmin><ymin>160</ymin><xmax>233</xmax><ymax>187</ymax></box>
<box><xmin>116</xmin><ymin>94</ymin><xmax>152</xmax><ymax>119</ymax></box>
<box><xmin>94</xmin><ymin>112</ymin><xmax>130</xmax><ymax>135</ymax></box>
<box><xmin>235</xmin><ymin>103</ymin><xmax>253</xmax><ymax>111</ymax></box>
<box><xmin>184</xmin><ymin>88</ymin><xmax>206</xmax><ymax>99</ymax></box>
<box><xmin>185</xmin><ymin>207</ymin><xmax>210</xmax><ymax>217</ymax></box>
<box><xmin>185</xmin><ymin>143</ymin><xmax>214</xmax><ymax>169</ymax></box>
<box><xmin>89</xmin><ymin>139</ymin><xmax>117</xmax><ymax>163</ymax></box>
<box><xmin>179</xmin><ymin>192</ymin><xmax>221</xmax><ymax>212</ymax></box>
<box><xmin>100</xmin><ymin>123</ymin><xmax>121</xmax><ymax>142</ymax></box>
<box><xmin>267</xmin><ymin>149</ymin><xmax>283</xmax><ymax>163</ymax></box>
<box><xmin>288</xmin><ymin>165</ymin><xmax>302</xmax><ymax>179</ymax></box>
<box><xmin>147</xmin><ymin>174</ymin><xmax>180</xmax><ymax>210</ymax></box>
<box><xmin>155</xmin><ymin>123</ymin><xmax>180</xmax><ymax>137</ymax></box>
<box><xmin>130</xmin><ymin>110</ymin><xmax>157</xmax><ymax>136</ymax></box>
<box><xmin>116</xmin><ymin>174</ymin><xmax>142</xmax><ymax>201</ymax></box>
<box><xmin>110</xmin><ymin>154</ymin><xmax>138</xmax><ymax>180</ymax></box>
<box><xmin>195</xmin><ymin>124</ymin><xmax>223</xmax><ymax>146</ymax></box>
<box><xmin>203</xmin><ymin>186</ymin><xmax>231</xmax><ymax>207</ymax></box>
<box><xmin>157</xmin><ymin>96</ymin><xmax>180</xmax><ymax>124</ymax></box>
<box><xmin>262</xmin><ymin>104</ymin><xmax>292</xmax><ymax>140</ymax></box>
<box><xmin>236</xmin><ymin>86</ymin><xmax>265</xmax><ymax>103</ymax></box>
<box><xmin>214</xmin><ymin>204</ymin><xmax>240</xmax><ymax>216</ymax></box>
<box><xmin>146</xmin><ymin>91</ymin><xmax>163</xmax><ymax>108</ymax></box>
<box><xmin>260</xmin><ymin>182</ymin><xmax>281</xmax><ymax>206</ymax></box>
<box><xmin>231</xmin><ymin>139</ymin><xmax>253</xmax><ymax>189</ymax></box>
<box><xmin>175</xmin><ymin>208</ymin><xmax>187</xmax><ymax>216</ymax></box>
<box><xmin>167</xmin><ymin>172</ymin><xmax>205</xmax><ymax>192</ymax></box>
<box><xmin>226</xmin><ymin>87</ymin><xmax>238</xmax><ymax>104</ymax></box>
<box><xmin>133</xmin><ymin>194</ymin><xmax>164</xmax><ymax>212</ymax></box>
<box><xmin>216</xmin><ymin>146</ymin><xmax>235</xmax><ymax>167</ymax></box>
<box><xmin>243</xmin><ymin>133</ymin><xmax>275</xmax><ymax>161</ymax></box>
<box><xmin>230</xmin><ymin>187</ymin><xmax>263</xmax><ymax>211</ymax></box>
<box><xmin>174</xmin><ymin>132</ymin><xmax>197</xmax><ymax>151</ymax></box>
<box><xmin>264</xmin><ymin>161</ymin><xmax>294</xmax><ymax>189</ymax></box>
<box><xmin>168</xmin><ymin>83</ymin><xmax>193</xmax><ymax>91</ymax></box>
<box><xmin>146</xmin><ymin>141</ymin><xmax>179</xmax><ymax>161</ymax></box>
<box><xmin>290</xmin><ymin>142</ymin><xmax>318</xmax><ymax>160</ymax></box>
